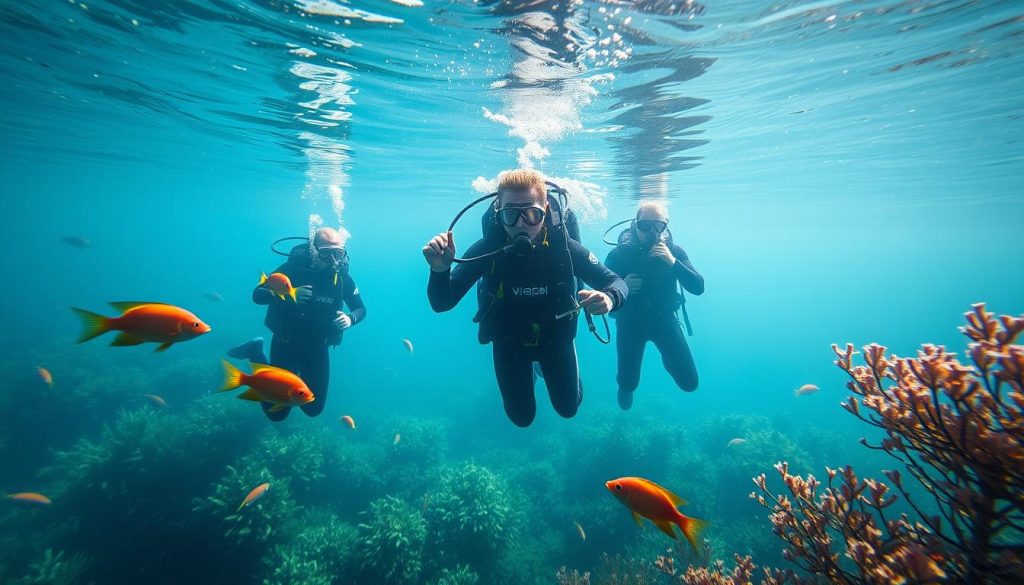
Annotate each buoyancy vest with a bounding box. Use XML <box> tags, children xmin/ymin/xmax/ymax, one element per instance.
<box><xmin>473</xmin><ymin>193</ymin><xmax>581</xmax><ymax>346</ymax></box>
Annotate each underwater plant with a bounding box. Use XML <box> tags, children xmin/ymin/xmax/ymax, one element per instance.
<box><xmin>430</xmin><ymin>564</ymin><xmax>480</xmax><ymax>585</ymax></box>
<box><xmin>381</xmin><ymin>417</ymin><xmax>447</xmax><ymax>497</ymax></box>
<box><xmin>261</xmin><ymin>511</ymin><xmax>358</xmax><ymax>585</ymax></box>
<box><xmin>192</xmin><ymin>459</ymin><xmax>296</xmax><ymax>547</ymax></box>
<box><xmin>557</xmin><ymin>553</ymin><xmax>661</xmax><ymax>585</ymax></box>
<box><xmin>27</xmin><ymin>395</ymin><xmax>268</xmax><ymax>583</ymax></box>
<box><xmin>8</xmin><ymin>548</ymin><xmax>91</xmax><ymax>585</ymax></box>
<box><xmin>355</xmin><ymin>495</ymin><xmax>427</xmax><ymax>585</ymax></box>
<box><xmin>424</xmin><ymin>462</ymin><xmax>520</xmax><ymax>577</ymax></box>
<box><xmin>681</xmin><ymin>304</ymin><xmax>1024</xmax><ymax>584</ymax></box>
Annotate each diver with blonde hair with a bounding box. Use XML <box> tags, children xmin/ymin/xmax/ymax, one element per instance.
<box><xmin>423</xmin><ymin>169</ymin><xmax>627</xmax><ymax>427</ymax></box>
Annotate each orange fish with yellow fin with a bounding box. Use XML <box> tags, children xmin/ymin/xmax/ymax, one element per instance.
<box><xmin>220</xmin><ymin>360</ymin><xmax>314</xmax><ymax>413</ymax></box>
<box><xmin>259</xmin><ymin>272</ymin><xmax>299</xmax><ymax>302</ymax></box>
<box><xmin>71</xmin><ymin>302</ymin><xmax>211</xmax><ymax>352</ymax></box>
<box><xmin>606</xmin><ymin>477</ymin><xmax>707</xmax><ymax>551</ymax></box>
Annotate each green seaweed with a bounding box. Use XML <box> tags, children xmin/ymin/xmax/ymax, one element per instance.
<box><xmin>355</xmin><ymin>495</ymin><xmax>427</xmax><ymax>585</ymax></box>
<box><xmin>261</xmin><ymin>511</ymin><xmax>358</xmax><ymax>585</ymax></box>
<box><xmin>430</xmin><ymin>564</ymin><xmax>480</xmax><ymax>585</ymax></box>
<box><xmin>9</xmin><ymin>549</ymin><xmax>91</xmax><ymax>585</ymax></box>
<box><xmin>424</xmin><ymin>462</ymin><xmax>521</xmax><ymax>579</ymax></box>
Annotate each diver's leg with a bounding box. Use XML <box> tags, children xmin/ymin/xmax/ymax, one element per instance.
<box><xmin>538</xmin><ymin>340</ymin><xmax>582</xmax><ymax>419</ymax></box>
<box><xmin>227</xmin><ymin>337</ymin><xmax>267</xmax><ymax>363</ymax></box>
<box><xmin>260</xmin><ymin>336</ymin><xmax>296</xmax><ymax>421</ymax></box>
<box><xmin>493</xmin><ymin>340</ymin><xmax>537</xmax><ymax>427</ymax></box>
<box><xmin>615</xmin><ymin>319</ymin><xmax>646</xmax><ymax>409</ymax></box>
<box><xmin>299</xmin><ymin>341</ymin><xmax>330</xmax><ymax>417</ymax></box>
<box><xmin>652</xmin><ymin>316</ymin><xmax>699</xmax><ymax>392</ymax></box>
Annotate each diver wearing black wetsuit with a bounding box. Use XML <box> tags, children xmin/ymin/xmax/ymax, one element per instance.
<box><xmin>232</xmin><ymin>229</ymin><xmax>366</xmax><ymax>421</ymax></box>
<box><xmin>428</xmin><ymin>236</ymin><xmax>625</xmax><ymax>426</ymax></box>
<box><xmin>604</xmin><ymin>210</ymin><xmax>703</xmax><ymax>409</ymax></box>
<box><xmin>424</xmin><ymin>172</ymin><xmax>627</xmax><ymax>427</ymax></box>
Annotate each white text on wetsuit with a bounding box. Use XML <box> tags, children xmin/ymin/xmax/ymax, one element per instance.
<box><xmin>512</xmin><ymin>286</ymin><xmax>548</xmax><ymax>297</ymax></box>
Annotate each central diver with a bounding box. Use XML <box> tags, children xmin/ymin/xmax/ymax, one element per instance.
<box><xmin>423</xmin><ymin>169</ymin><xmax>627</xmax><ymax>427</ymax></box>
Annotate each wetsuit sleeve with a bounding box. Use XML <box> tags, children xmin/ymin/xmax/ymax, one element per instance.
<box><xmin>252</xmin><ymin>262</ymin><xmax>290</xmax><ymax>305</ymax></box>
<box><xmin>671</xmin><ymin>244</ymin><xmax>704</xmax><ymax>295</ymax></box>
<box><xmin>570</xmin><ymin>241</ymin><xmax>628</xmax><ymax>311</ymax></box>
<box><xmin>342</xmin><ymin>273</ymin><xmax>366</xmax><ymax>325</ymax></box>
<box><xmin>427</xmin><ymin>238</ymin><xmax>492</xmax><ymax>312</ymax></box>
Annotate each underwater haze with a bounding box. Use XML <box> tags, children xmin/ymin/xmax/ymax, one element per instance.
<box><xmin>1</xmin><ymin>0</ymin><xmax>1022</xmax><ymax>584</ymax></box>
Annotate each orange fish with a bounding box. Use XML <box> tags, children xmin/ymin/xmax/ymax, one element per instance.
<box><xmin>237</xmin><ymin>483</ymin><xmax>270</xmax><ymax>511</ymax></box>
<box><xmin>606</xmin><ymin>477</ymin><xmax>706</xmax><ymax>551</ymax></box>
<box><xmin>795</xmin><ymin>383</ymin><xmax>820</xmax><ymax>397</ymax></box>
<box><xmin>145</xmin><ymin>394</ymin><xmax>168</xmax><ymax>408</ymax></box>
<box><xmin>259</xmin><ymin>272</ymin><xmax>298</xmax><ymax>302</ymax></box>
<box><xmin>36</xmin><ymin>367</ymin><xmax>53</xmax><ymax>388</ymax></box>
<box><xmin>71</xmin><ymin>302</ymin><xmax>211</xmax><ymax>352</ymax></box>
<box><xmin>6</xmin><ymin>492</ymin><xmax>51</xmax><ymax>505</ymax></box>
<box><xmin>340</xmin><ymin>415</ymin><xmax>356</xmax><ymax>430</ymax></box>
<box><xmin>402</xmin><ymin>338</ymin><xmax>413</xmax><ymax>354</ymax></box>
<box><xmin>220</xmin><ymin>360</ymin><xmax>314</xmax><ymax>413</ymax></box>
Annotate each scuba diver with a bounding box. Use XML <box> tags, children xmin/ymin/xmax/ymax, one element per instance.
<box><xmin>604</xmin><ymin>201</ymin><xmax>704</xmax><ymax>410</ymax></box>
<box><xmin>423</xmin><ymin>169</ymin><xmax>627</xmax><ymax>428</ymax></box>
<box><xmin>228</xmin><ymin>227</ymin><xmax>366</xmax><ymax>421</ymax></box>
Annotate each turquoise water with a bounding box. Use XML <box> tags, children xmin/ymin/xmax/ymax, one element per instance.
<box><xmin>1</xmin><ymin>0</ymin><xmax>1022</xmax><ymax>583</ymax></box>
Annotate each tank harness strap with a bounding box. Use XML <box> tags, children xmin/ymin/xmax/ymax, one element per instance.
<box><xmin>679</xmin><ymin>293</ymin><xmax>694</xmax><ymax>336</ymax></box>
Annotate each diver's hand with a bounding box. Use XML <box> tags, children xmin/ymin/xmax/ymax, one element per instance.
<box><xmin>577</xmin><ymin>289</ymin><xmax>613</xmax><ymax>315</ymax></box>
<box><xmin>332</xmin><ymin>311</ymin><xmax>352</xmax><ymax>332</ymax></box>
<box><xmin>650</xmin><ymin>243</ymin><xmax>676</xmax><ymax>266</ymax></box>
<box><xmin>623</xmin><ymin>274</ymin><xmax>643</xmax><ymax>295</ymax></box>
<box><xmin>423</xmin><ymin>231</ymin><xmax>456</xmax><ymax>272</ymax></box>
<box><xmin>294</xmin><ymin>285</ymin><xmax>313</xmax><ymax>304</ymax></box>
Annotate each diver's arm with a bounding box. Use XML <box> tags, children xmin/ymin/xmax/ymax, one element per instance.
<box><xmin>427</xmin><ymin>239</ymin><xmax>490</xmax><ymax>312</ymax></box>
<box><xmin>342</xmin><ymin>274</ymin><xmax>366</xmax><ymax>325</ymax></box>
<box><xmin>670</xmin><ymin>244</ymin><xmax>704</xmax><ymax>295</ymax></box>
<box><xmin>571</xmin><ymin>241</ymin><xmax>628</xmax><ymax>311</ymax></box>
<box><xmin>252</xmin><ymin>263</ymin><xmax>289</xmax><ymax>305</ymax></box>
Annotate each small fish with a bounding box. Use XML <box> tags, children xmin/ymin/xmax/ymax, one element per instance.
<box><xmin>145</xmin><ymin>394</ymin><xmax>168</xmax><ymax>408</ymax></box>
<box><xmin>795</xmin><ymin>383</ymin><xmax>820</xmax><ymax>397</ymax></box>
<box><xmin>606</xmin><ymin>477</ymin><xmax>707</xmax><ymax>551</ymax></box>
<box><xmin>6</xmin><ymin>492</ymin><xmax>52</xmax><ymax>505</ymax></box>
<box><xmin>574</xmin><ymin>521</ymin><xmax>586</xmax><ymax>541</ymax></box>
<box><xmin>237</xmin><ymin>483</ymin><xmax>270</xmax><ymax>511</ymax></box>
<box><xmin>203</xmin><ymin>292</ymin><xmax>224</xmax><ymax>302</ymax></box>
<box><xmin>402</xmin><ymin>338</ymin><xmax>413</xmax><ymax>354</ymax></box>
<box><xmin>727</xmin><ymin>438</ymin><xmax>746</xmax><ymax>447</ymax></box>
<box><xmin>340</xmin><ymin>415</ymin><xmax>356</xmax><ymax>430</ymax></box>
<box><xmin>393</xmin><ymin>433</ymin><xmax>401</xmax><ymax>446</ymax></box>
<box><xmin>71</xmin><ymin>302</ymin><xmax>211</xmax><ymax>352</ymax></box>
<box><xmin>220</xmin><ymin>361</ymin><xmax>314</xmax><ymax>413</ymax></box>
<box><xmin>60</xmin><ymin>236</ymin><xmax>91</xmax><ymax>249</ymax></box>
<box><xmin>36</xmin><ymin>367</ymin><xmax>53</xmax><ymax>388</ymax></box>
<box><xmin>259</xmin><ymin>272</ymin><xmax>298</xmax><ymax>302</ymax></box>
